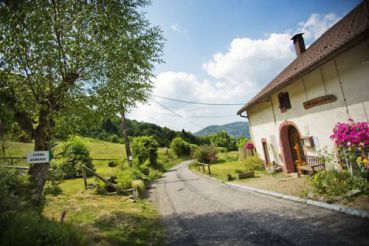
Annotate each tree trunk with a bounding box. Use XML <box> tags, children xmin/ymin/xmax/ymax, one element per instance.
<box><xmin>121</xmin><ymin>111</ymin><xmax>132</xmax><ymax>165</ymax></box>
<box><xmin>28</xmin><ymin>108</ymin><xmax>52</xmax><ymax>203</ymax></box>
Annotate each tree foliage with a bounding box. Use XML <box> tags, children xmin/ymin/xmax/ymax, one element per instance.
<box><xmin>211</xmin><ymin>131</ymin><xmax>237</xmax><ymax>151</ymax></box>
<box><xmin>170</xmin><ymin>137</ymin><xmax>191</xmax><ymax>157</ymax></box>
<box><xmin>0</xmin><ymin>0</ymin><xmax>163</xmax><ymax>198</ymax></box>
<box><xmin>131</xmin><ymin>136</ymin><xmax>159</xmax><ymax>167</ymax></box>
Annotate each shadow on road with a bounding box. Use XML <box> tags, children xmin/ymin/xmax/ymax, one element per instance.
<box><xmin>160</xmin><ymin>206</ymin><xmax>369</xmax><ymax>246</ymax></box>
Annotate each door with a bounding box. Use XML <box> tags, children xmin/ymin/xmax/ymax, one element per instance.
<box><xmin>288</xmin><ymin>126</ymin><xmax>304</xmax><ymax>169</ymax></box>
<box><xmin>262</xmin><ymin>139</ymin><xmax>270</xmax><ymax>165</ymax></box>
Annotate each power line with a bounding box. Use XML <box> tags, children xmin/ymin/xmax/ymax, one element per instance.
<box><xmin>151</xmin><ymin>111</ymin><xmax>237</xmax><ymax>118</ymax></box>
<box><xmin>152</xmin><ymin>99</ymin><xmax>204</xmax><ymax>129</ymax></box>
<box><xmin>153</xmin><ymin>95</ymin><xmax>244</xmax><ymax>106</ymax></box>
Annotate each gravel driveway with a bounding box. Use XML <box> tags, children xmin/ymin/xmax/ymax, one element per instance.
<box><xmin>148</xmin><ymin>161</ymin><xmax>369</xmax><ymax>246</ymax></box>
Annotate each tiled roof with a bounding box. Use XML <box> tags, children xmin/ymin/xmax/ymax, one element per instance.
<box><xmin>237</xmin><ymin>1</ymin><xmax>369</xmax><ymax>115</ymax></box>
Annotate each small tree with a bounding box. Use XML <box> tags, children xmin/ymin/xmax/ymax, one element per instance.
<box><xmin>131</xmin><ymin>136</ymin><xmax>159</xmax><ymax>167</ymax></box>
<box><xmin>56</xmin><ymin>138</ymin><xmax>94</xmax><ymax>179</ymax></box>
<box><xmin>170</xmin><ymin>137</ymin><xmax>191</xmax><ymax>157</ymax></box>
<box><xmin>211</xmin><ymin>131</ymin><xmax>237</xmax><ymax>151</ymax></box>
<box><xmin>193</xmin><ymin>145</ymin><xmax>218</xmax><ymax>164</ymax></box>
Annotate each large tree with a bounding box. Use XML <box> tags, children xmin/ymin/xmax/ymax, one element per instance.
<box><xmin>95</xmin><ymin>2</ymin><xmax>163</xmax><ymax>164</ymax></box>
<box><xmin>0</xmin><ymin>0</ymin><xmax>163</xmax><ymax>200</ymax></box>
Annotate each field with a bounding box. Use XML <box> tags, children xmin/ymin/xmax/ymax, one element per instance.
<box><xmin>2</xmin><ymin>137</ymin><xmax>184</xmax><ymax>245</ymax></box>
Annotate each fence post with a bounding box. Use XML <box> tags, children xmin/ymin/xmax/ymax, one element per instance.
<box><xmin>82</xmin><ymin>166</ymin><xmax>88</xmax><ymax>190</ymax></box>
<box><xmin>208</xmin><ymin>164</ymin><xmax>211</xmax><ymax>175</ymax></box>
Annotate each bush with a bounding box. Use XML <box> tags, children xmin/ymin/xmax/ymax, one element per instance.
<box><xmin>310</xmin><ymin>170</ymin><xmax>369</xmax><ymax>199</ymax></box>
<box><xmin>116</xmin><ymin>169</ymin><xmax>134</xmax><ymax>193</ymax></box>
<box><xmin>109</xmin><ymin>134</ymin><xmax>120</xmax><ymax>143</ymax></box>
<box><xmin>170</xmin><ymin>137</ymin><xmax>191</xmax><ymax>157</ymax></box>
<box><xmin>44</xmin><ymin>182</ymin><xmax>62</xmax><ymax>196</ymax></box>
<box><xmin>108</xmin><ymin>161</ymin><xmax>118</xmax><ymax>167</ymax></box>
<box><xmin>132</xmin><ymin>179</ymin><xmax>145</xmax><ymax>192</ymax></box>
<box><xmin>235</xmin><ymin>168</ymin><xmax>244</xmax><ymax>174</ymax></box>
<box><xmin>95</xmin><ymin>179</ymin><xmax>108</xmax><ymax>195</ymax></box>
<box><xmin>0</xmin><ymin>166</ymin><xmax>32</xmax><ymax>226</ymax></box>
<box><xmin>243</xmin><ymin>156</ymin><xmax>265</xmax><ymax>171</ymax></box>
<box><xmin>57</xmin><ymin>138</ymin><xmax>95</xmax><ymax>179</ymax></box>
<box><xmin>131</xmin><ymin>136</ymin><xmax>159</xmax><ymax>167</ymax></box>
<box><xmin>0</xmin><ymin>211</ymin><xmax>85</xmax><ymax>246</ymax></box>
<box><xmin>148</xmin><ymin>168</ymin><xmax>162</xmax><ymax>181</ymax></box>
<box><xmin>192</xmin><ymin>145</ymin><xmax>218</xmax><ymax>164</ymax></box>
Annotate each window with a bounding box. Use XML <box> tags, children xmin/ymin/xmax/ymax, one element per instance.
<box><xmin>278</xmin><ymin>92</ymin><xmax>291</xmax><ymax>113</ymax></box>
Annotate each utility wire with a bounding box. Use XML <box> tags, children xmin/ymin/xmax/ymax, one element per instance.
<box><xmin>152</xmin><ymin>99</ymin><xmax>204</xmax><ymax>129</ymax></box>
<box><xmin>153</xmin><ymin>95</ymin><xmax>244</xmax><ymax>106</ymax></box>
<box><xmin>151</xmin><ymin>111</ymin><xmax>237</xmax><ymax>118</ymax></box>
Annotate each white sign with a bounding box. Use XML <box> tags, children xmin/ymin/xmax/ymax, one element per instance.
<box><xmin>27</xmin><ymin>151</ymin><xmax>50</xmax><ymax>164</ymax></box>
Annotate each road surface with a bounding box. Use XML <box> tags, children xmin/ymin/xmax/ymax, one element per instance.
<box><xmin>148</xmin><ymin>161</ymin><xmax>369</xmax><ymax>246</ymax></box>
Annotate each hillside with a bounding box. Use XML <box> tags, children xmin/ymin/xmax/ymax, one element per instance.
<box><xmin>195</xmin><ymin>121</ymin><xmax>250</xmax><ymax>138</ymax></box>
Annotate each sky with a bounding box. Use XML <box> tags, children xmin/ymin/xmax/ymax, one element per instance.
<box><xmin>127</xmin><ymin>0</ymin><xmax>361</xmax><ymax>133</ymax></box>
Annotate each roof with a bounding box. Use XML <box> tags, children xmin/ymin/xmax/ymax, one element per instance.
<box><xmin>237</xmin><ymin>1</ymin><xmax>369</xmax><ymax>115</ymax></box>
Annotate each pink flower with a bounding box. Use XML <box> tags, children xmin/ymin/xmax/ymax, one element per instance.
<box><xmin>244</xmin><ymin>142</ymin><xmax>255</xmax><ymax>150</ymax></box>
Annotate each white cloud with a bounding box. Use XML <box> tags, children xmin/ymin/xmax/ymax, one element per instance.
<box><xmin>203</xmin><ymin>33</ymin><xmax>294</xmax><ymax>89</ymax></box>
<box><xmin>129</xmin><ymin>12</ymin><xmax>342</xmax><ymax>132</ymax></box>
<box><xmin>170</xmin><ymin>24</ymin><xmax>187</xmax><ymax>34</ymax></box>
<box><xmin>298</xmin><ymin>13</ymin><xmax>340</xmax><ymax>42</ymax></box>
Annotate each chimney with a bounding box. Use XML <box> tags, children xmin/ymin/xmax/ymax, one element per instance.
<box><xmin>291</xmin><ymin>33</ymin><xmax>306</xmax><ymax>56</ymax></box>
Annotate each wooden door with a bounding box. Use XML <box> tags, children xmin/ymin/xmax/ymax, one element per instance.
<box><xmin>288</xmin><ymin>126</ymin><xmax>304</xmax><ymax>164</ymax></box>
<box><xmin>262</xmin><ymin>139</ymin><xmax>270</xmax><ymax>165</ymax></box>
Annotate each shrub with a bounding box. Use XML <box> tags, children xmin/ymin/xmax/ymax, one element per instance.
<box><xmin>131</xmin><ymin>136</ymin><xmax>159</xmax><ymax>167</ymax></box>
<box><xmin>310</xmin><ymin>170</ymin><xmax>369</xmax><ymax>199</ymax></box>
<box><xmin>170</xmin><ymin>137</ymin><xmax>191</xmax><ymax>157</ymax></box>
<box><xmin>243</xmin><ymin>156</ymin><xmax>264</xmax><ymax>171</ymax></box>
<box><xmin>44</xmin><ymin>181</ymin><xmax>62</xmax><ymax>196</ymax></box>
<box><xmin>0</xmin><ymin>166</ymin><xmax>32</xmax><ymax>226</ymax></box>
<box><xmin>132</xmin><ymin>179</ymin><xmax>145</xmax><ymax>192</ymax></box>
<box><xmin>108</xmin><ymin>161</ymin><xmax>118</xmax><ymax>167</ymax></box>
<box><xmin>57</xmin><ymin>138</ymin><xmax>95</xmax><ymax>179</ymax></box>
<box><xmin>192</xmin><ymin>145</ymin><xmax>218</xmax><ymax>164</ymax></box>
<box><xmin>148</xmin><ymin>168</ymin><xmax>162</xmax><ymax>181</ymax></box>
<box><xmin>0</xmin><ymin>211</ymin><xmax>85</xmax><ymax>246</ymax></box>
<box><xmin>95</xmin><ymin>179</ymin><xmax>108</xmax><ymax>195</ymax></box>
<box><xmin>116</xmin><ymin>169</ymin><xmax>134</xmax><ymax>193</ymax></box>
<box><xmin>235</xmin><ymin>168</ymin><xmax>244</xmax><ymax>174</ymax></box>
<box><xmin>109</xmin><ymin>134</ymin><xmax>120</xmax><ymax>143</ymax></box>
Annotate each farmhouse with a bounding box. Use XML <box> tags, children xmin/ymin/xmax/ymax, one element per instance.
<box><xmin>237</xmin><ymin>1</ymin><xmax>369</xmax><ymax>172</ymax></box>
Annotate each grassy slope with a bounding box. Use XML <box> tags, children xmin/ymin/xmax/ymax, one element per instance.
<box><xmin>3</xmin><ymin>138</ymin><xmax>187</xmax><ymax>245</ymax></box>
<box><xmin>43</xmin><ymin>179</ymin><xmax>163</xmax><ymax>245</ymax></box>
<box><xmin>3</xmin><ymin>138</ymin><xmax>126</xmax><ymax>172</ymax></box>
<box><xmin>190</xmin><ymin>151</ymin><xmax>242</xmax><ymax>181</ymax></box>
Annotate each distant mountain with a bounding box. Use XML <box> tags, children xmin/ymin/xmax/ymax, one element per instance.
<box><xmin>195</xmin><ymin>121</ymin><xmax>250</xmax><ymax>138</ymax></box>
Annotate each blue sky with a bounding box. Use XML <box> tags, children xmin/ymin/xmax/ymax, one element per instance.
<box><xmin>128</xmin><ymin>0</ymin><xmax>361</xmax><ymax>132</ymax></box>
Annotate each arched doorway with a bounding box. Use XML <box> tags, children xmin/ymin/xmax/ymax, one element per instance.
<box><xmin>279</xmin><ymin>122</ymin><xmax>304</xmax><ymax>172</ymax></box>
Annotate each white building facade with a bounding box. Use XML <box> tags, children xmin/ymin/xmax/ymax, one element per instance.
<box><xmin>237</xmin><ymin>2</ymin><xmax>369</xmax><ymax>172</ymax></box>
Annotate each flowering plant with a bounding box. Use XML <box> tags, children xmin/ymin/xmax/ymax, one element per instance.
<box><xmin>330</xmin><ymin>118</ymin><xmax>369</xmax><ymax>148</ymax></box>
<box><xmin>245</xmin><ymin>142</ymin><xmax>254</xmax><ymax>150</ymax></box>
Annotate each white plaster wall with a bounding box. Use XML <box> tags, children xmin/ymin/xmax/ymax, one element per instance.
<box><xmin>247</xmin><ymin>38</ymin><xmax>369</xmax><ymax>167</ymax></box>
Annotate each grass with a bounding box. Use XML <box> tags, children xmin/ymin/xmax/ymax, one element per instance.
<box><xmin>192</xmin><ymin>160</ymin><xmax>248</xmax><ymax>181</ymax></box>
<box><xmin>43</xmin><ymin>179</ymin><xmax>164</xmax><ymax>245</ymax></box>
<box><xmin>158</xmin><ymin>147</ymin><xmax>185</xmax><ymax>171</ymax></box>
<box><xmin>2</xmin><ymin>137</ymin><xmax>187</xmax><ymax>245</ymax></box>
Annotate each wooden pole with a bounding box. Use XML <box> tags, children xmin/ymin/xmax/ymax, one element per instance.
<box><xmin>83</xmin><ymin>165</ymin><xmax>117</xmax><ymax>189</ymax></box>
<box><xmin>121</xmin><ymin>111</ymin><xmax>132</xmax><ymax>166</ymax></box>
<box><xmin>82</xmin><ymin>166</ymin><xmax>88</xmax><ymax>190</ymax></box>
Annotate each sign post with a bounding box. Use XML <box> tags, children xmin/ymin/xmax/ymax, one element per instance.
<box><xmin>27</xmin><ymin>151</ymin><xmax>52</xmax><ymax>164</ymax></box>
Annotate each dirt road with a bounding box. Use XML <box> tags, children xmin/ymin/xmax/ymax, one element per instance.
<box><xmin>149</xmin><ymin>161</ymin><xmax>369</xmax><ymax>245</ymax></box>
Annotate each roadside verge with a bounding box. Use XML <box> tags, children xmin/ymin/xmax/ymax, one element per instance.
<box><xmin>189</xmin><ymin>165</ymin><xmax>369</xmax><ymax>220</ymax></box>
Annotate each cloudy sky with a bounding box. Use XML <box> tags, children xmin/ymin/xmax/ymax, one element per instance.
<box><xmin>127</xmin><ymin>0</ymin><xmax>360</xmax><ymax>133</ymax></box>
